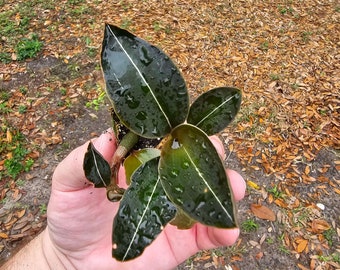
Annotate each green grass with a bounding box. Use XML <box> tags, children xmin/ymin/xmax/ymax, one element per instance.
<box><xmin>301</xmin><ymin>31</ymin><xmax>312</xmax><ymax>43</ymax></box>
<box><xmin>0</xmin><ymin>52</ymin><xmax>11</xmax><ymax>63</ymax></box>
<box><xmin>16</xmin><ymin>34</ymin><xmax>43</xmax><ymax>61</ymax></box>
<box><xmin>121</xmin><ymin>18</ymin><xmax>132</xmax><ymax>30</ymax></box>
<box><xmin>323</xmin><ymin>228</ymin><xmax>336</xmax><ymax>246</ymax></box>
<box><xmin>153</xmin><ymin>21</ymin><xmax>162</xmax><ymax>32</ymax></box>
<box><xmin>241</xmin><ymin>219</ymin><xmax>259</xmax><ymax>232</ymax></box>
<box><xmin>278</xmin><ymin>6</ymin><xmax>294</xmax><ymax>15</ymax></box>
<box><xmin>269</xmin><ymin>73</ymin><xmax>280</xmax><ymax>81</ymax></box>
<box><xmin>0</xmin><ymin>0</ymin><xmax>50</xmax><ymax>62</ymax></box>
<box><xmin>86</xmin><ymin>84</ymin><xmax>107</xmax><ymax>110</ymax></box>
<box><xmin>260</xmin><ymin>40</ymin><xmax>269</xmax><ymax>51</ymax></box>
<box><xmin>39</xmin><ymin>203</ymin><xmax>47</xmax><ymax>214</ymax></box>
<box><xmin>267</xmin><ymin>184</ymin><xmax>285</xmax><ymax>199</ymax></box>
<box><xmin>18</xmin><ymin>105</ymin><xmax>27</xmax><ymax>114</ymax></box>
<box><xmin>0</xmin><ymin>129</ymin><xmax>34</xmax><ymax>180</ymax></box>
<box><xmin>0</xmin><ymin>102</ymin><xmax>12</xmax><ymax>114</ymax></box>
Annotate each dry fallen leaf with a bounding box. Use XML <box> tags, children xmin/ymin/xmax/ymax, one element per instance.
<box><xmin>255</xmin><ymin>251</ymin><xmax>264</xmax><ymax>260</ymax></box>
<box><xmin>0</xmin><ymin>232</ymin><xmax>9</xmax><ymax>239</ymax></box>
<box><xmin>311</xmin><ymin>219</ymin><xmax>331</xmax><ymax>233</ymax></box>
<box><xmin>247</xmin><ymin>180</ymin><xmax>260</xmax><ymax>190</ymax></box>
<box><xmin>295</xmin><ymin>239</ymin><xmax>308</xmax><ymax>253</ymax></box>
<box><xmin>250</xmin><ymin>204</ymin><xmax>276</xmax><ymax>221</ymax></box>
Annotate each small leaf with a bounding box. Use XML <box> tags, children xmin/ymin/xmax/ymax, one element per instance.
<box><xmin>170</xmin><ymin>207</ymin><xmax>196</xmax><ymax>229</ymax></box>
<box><xmin>187</xmin><ymin>87</ymin><xmax>242</xmax><ymax>135</ymax></box>
<box><xmin>101</xmin><ymin>24</ymin><xmax>189</xmax><ymax>138</ymax></box>
<box><xmin>250</xmin><ymin>204</ymin><xmax>276</xmax><ymax>221</ymax></box>
<box><xmin>83</xmin><ymin>142</ymin><xmax>111</xmax><ymax>187</ymax></box>
<box><xmin>295</xmin><ymin>238</ymin><xmax>308</xmax><ymax>253</ymax></box>
<box><xmin>159</xmin><ymin>124</ymin><xmax>237</xmax><ymax>228</ymax></box>
<box><xmin>124</xmin><ymin>148</ymin><xmax>161</xmax><ymax>185</ymax></box>
<box><xmin>311</xmin><ymin>219</ymin><xmax>331</xmax><ymax>233</ymax></box>
<box><xmin>112</xmin><ymin>157</ymin><xmax>176</xmax><ymax>261</ymax></box>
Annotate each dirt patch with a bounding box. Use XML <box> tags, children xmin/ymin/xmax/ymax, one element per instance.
<box><xmin>1</xmin><ymin>54</ymin><xmax>339</xmax><ymax>269</ymax></box>
<box><xmin>1</xmin><ymin>0</ymin><xmax>339</xmax><ymax>268</ymax></box>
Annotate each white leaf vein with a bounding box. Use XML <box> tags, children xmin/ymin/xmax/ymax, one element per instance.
<box><xmin>195</xmin><ymin>95</ymin><xmax>235</xmax><ymax>127</ymax></box>
<box><xmin>122</xmin><ymin>177</ymin><xmax>161</xmax><ymax>261</ymax></box>
<box><xmin>90</xmin><ymin>146</ymin><xmax>107</xmax><ymax>187</ymax></box>
<box><xmin>182</xmin><ymin>146</ymin><xmax>232</xmax><ymax>221</ymax></box>
<box><xmin>107</xmin><ymin>26</ymin><xmax>172</xmax><ymax>129</ymax></box>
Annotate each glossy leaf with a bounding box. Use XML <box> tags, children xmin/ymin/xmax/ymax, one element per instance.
<box><xmin>124</xmin><ymin>148</ymin><xmax>161</xmax><ymax>185</ymax></box>
<box><xmin>101</xmin><ymin>24</ymin><xmax>189</xmax><ymax>138</ymax></box>
<box><xmin>159</xmin><ymin>124</ymin><xmax>237</xmax><ymax>228</ymax></box>
<box><xmin>83</xmin><ymin>142</ymin><xmax>111</xmax><ymax>188</ymax></box>
<box><xmin>112</xmin><ymin>157</ymin><xmax>176</xmax><ymax>261</ymax></box>
<box><xmin>187</xmin><ymin>87</ymin><xmax>242</xmax><ymax>135</ymax></box>
<box><xmin>170</xmin><ymin>207</ymin><xmax>196</xmax><ymax>229</ymax></box>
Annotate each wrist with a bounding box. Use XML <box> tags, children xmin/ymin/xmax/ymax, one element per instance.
<box><xmin>1</xmin><ymin>227</ymin><xmax>73</xmax><ymax>270</ymax></box>
<box><xmin>42</xmin><ymin>226</ymin><xmax>78</xmax><ymax>270</ymax></box>
<box><xmin>2</xmin><ymin>229</ymin><xmax>52</xmax><ymax>270</ymax></box>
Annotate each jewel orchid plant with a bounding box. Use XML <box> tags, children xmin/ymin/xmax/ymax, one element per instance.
<box><xmin>83</xmin><ymin>24</ymin><xmax>242</xmax><ymax>261</ymax></box>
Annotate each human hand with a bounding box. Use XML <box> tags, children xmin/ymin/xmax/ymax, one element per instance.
<box><xmin>46</xmin><ymin>129</ymin><xmax>246</xmax><ymax>270</ymax></box>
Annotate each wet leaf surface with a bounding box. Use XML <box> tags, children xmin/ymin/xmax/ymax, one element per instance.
<box><xmin>123</xmin><ymin>148</ymin><xmax>160</xmax><ymax>185</ymax></box>
<box><xmin>1</xmin><ymin>1</ymin><xmax>339</xmax><ymax>269</ymax></box>
<box><xmin>83</xmin><ymin>141</ymin><xmax>111</xmax><ymax>188</ymax></box>
<box><xmin>159</xmin><ymin>124</ymin><xmax>237</xmax><ymax>228</ymax></box>
<box><xmin>112</xmin><ymin>157</ymin><xmax>176</xmax><ymax>261</ymax></box>
<box><xmin>101</xmin><ymin>24</ymin><xmax>189</xmax><ymax>138</ymax></box>
<box><xmin>187</xmin><ymin>87</ymin><xmax>242</xmax><ymax>135</ymax></box>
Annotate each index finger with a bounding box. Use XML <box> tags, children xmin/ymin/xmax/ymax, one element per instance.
<box><xmin>52</xmin><ymin>129</ymin><xmax>117</xmax><ymax>192</ymax></box>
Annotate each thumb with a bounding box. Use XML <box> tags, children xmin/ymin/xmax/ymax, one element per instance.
<box><xmin>52</xmin><ymin>129</ymin><xmax>117</xmax><ymax>192</ymax></box>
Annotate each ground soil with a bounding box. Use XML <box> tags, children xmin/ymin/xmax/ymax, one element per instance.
<box><xmin>0</xmin><ymin>1</ymin><xmax>339</xmax><ymax>269</ymax></box>
<box><xmin>0</xmin><ymin>55</ymin><xmax>339</xmax><ymax>269</ymax></box>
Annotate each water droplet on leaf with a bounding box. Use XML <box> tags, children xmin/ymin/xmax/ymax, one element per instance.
<box><xmin>136</xmin><ymin>111</ymin><xmax>147</xmax><ymax>120</ymax></box>
<box><xmin>139</xmin><ymin>46</ymin><xmax>153</xmax><ymax>66</ymax></box>
<box><xmin>171</xmin><ymin>138</ymin><xmax>181</xmax><ymax>149</ymax></box>
<box><xmin>170</xmin><ymin>169</ymin><xmax>179</xmax><ymax>178</ymax></box>
<box><xmin>182</xmin><ymin>161</ymin><xmax>190</xmax><ymax>169</ymax></box>
<box><xmin>174</xmin><ymin>186</ymin><xmax>184</xmax><ymax>193</ymax></box>
<box><xmin>163</xmin><ymin>77</ymin><xmax>171</xmax><ymax>86</ymax></box>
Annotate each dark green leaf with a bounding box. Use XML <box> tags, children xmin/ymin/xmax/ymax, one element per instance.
<box><xmin>112</xmin><ymin>157</ymin><xmax>176</xmax><ymax>261</ymax></box>
<box><xmin>187</xmin><ymin>87</ymin><xmax>242</xmax><ymax>135</ymax></box>
<box><xmin>159</xmin><ymin>124</ymin><xmax>237</xmax><ymax>228</ymax></box>
<box><xmin>123</xmin><ymin>148</ymin><xmax>161</xmax><ymax>185</ymax></box>
<box><xmin>101</xmin><ymin>24</ymin><xmax>189</xmax><ymax>138</ymax></box>
<box><xmin>83</xmin><ymin>142</ymin><xmax>111</xmax><ymax>188</ymax></box>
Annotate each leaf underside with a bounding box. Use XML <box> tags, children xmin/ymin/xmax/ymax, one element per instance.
<box><xmin>83</xmin><ymin>142</ymin><xmax>111</xmax><ymax>188</ymax></box>
<box><xmin>112</xmin><ymin>157</ymin><xmax>176</xmax><ymax>261</ymax></box>
<box><xmin>124</xmin><ymin>148</ymin><xmax>161</xmax><ymax>185</ymax></box>
<box><xmin>187</xmin><ymin>87</ymin><xmax>242</xmax><ymax>135</ymax></box>
<box><xmin>101</xmin><ymin>24</ymin><xmax>189</xmax><ymax>138</ymax></box>
<box><xmin>159</xmin><ymin>124</ymin><xmax>237</xmax><ymax>228</ymax></box>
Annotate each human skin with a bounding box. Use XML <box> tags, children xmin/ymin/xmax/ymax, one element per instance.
<box><xmin>2</xmin><ymin>129</ymin><xmax>246</xmax><ymax>270</ymax></box>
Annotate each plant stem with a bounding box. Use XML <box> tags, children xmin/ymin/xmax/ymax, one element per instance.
<box><xmin>106</xmin><ymin>131</ymin><xmax>139</xmax><ymax>201</ymax></box>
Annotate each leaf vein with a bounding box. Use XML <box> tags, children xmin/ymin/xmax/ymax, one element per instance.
<box><xmin>107</xmin><ymin>26</ymin><xmax>172</xmax><ymax>129</ymax></box>
<box><xmin>195</xmin><ymin>95</ymin><xmax>235</xmax><ymax>127</ymax></box>
<box><xmin>90</xmin><ymin>146</ymin><xmax>107</xmax><ymax>187</ymax></box>
<box><xmin>122</xmin><ymin>177</ymin><xmax>161</xmax><ymax>261</ymax></box>
<box><xmin>182</xmin><ymin>146</ymin><xmax>232</xmax><ymax>222</ymax></box>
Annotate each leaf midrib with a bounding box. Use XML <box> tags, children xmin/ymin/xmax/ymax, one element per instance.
<box><xmin>182</xmin><ymin>146</ymin><xmax>233</xmax><ymax>222</ymax></box>
<box><xmin>90</xmin><ymin>145</ymin><xmax>107</xmax><ymax>187</ymax></box>
<box><xmin>195</xmin><ymin>95</ymin><xmax>235</xmax><ymax>127</ymax></box>
<box><xmin>122</xmin><ymin>177</ymin><xmax>161</xmax><ymax>261</ymax></box>
<box><xmin>107</xmin><ymin>26</ymin><xmax>172</xmax><ymax>130</ymax></box>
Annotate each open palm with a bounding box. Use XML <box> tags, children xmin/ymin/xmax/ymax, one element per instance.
<box><xmin>46</xmin><ymin>129</ymin><xmax>245</xmax><ymax>270</ymax></box>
